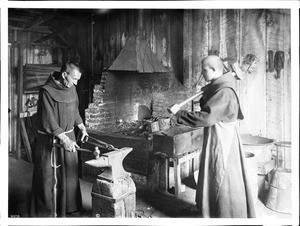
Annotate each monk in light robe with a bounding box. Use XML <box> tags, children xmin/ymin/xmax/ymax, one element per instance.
<box><xmin>170</xmin><ymin>55</ymin><xmax>256</xmax><ymax>218</ymax></box>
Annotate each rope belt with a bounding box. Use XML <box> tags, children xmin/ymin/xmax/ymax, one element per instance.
<box><xmin>38</xmin><ymin>127</ymin><xmax>74</xmax><ymax>135</ymax></box>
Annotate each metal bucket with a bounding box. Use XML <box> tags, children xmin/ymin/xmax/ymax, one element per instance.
<box><xmin>241</xmin><ymin>134</ymin><xmax>275</xmax><ymax>166</ymax></box>
<box><xmin>264</xmin><ymin>168</ymin><xmax>292</xmax><ymax>213</ymax></box>
<box><xmin>158</xmin><ymin>117</ymin><xmax>170</xmax><ymax>131</ymax></box>
<box><xmin>244</xmin><ymin>152</ymin><xmax>258</xmax><ymax>203</ymax></box>
<box><xmin>241</xmin><ymin>134</ymin><xmax>275</xmax><ymax>199</ymax></box>
<box><xmin>147</xmin><ymin>120</ymin><xmax>159</xmax><ymax>133</ymax></box>
<box><xmin>275</xmin><ymin>141</ymin><xmax>291</xmax><ymax>170</ymax></box>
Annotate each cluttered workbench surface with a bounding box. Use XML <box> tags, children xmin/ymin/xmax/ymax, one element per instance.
<box><xmin>153</xmin><ymin>125</ymin><xmax>204</xmax><ymax>158</ymax></box>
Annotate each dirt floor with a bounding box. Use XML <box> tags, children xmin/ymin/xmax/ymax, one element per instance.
<box><xmin>8</xmin><ymin>156</ymin><xmax>292</xmax><ymax>218</ymax></box>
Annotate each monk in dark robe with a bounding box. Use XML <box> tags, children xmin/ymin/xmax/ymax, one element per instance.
<box><xmin>30</xmin><ymin>61</ymin><xmax>88</xmax><ymax>217</ymax></box>
<box><xmin>170</xmin><ymin>55</ymin><xmax>256</xmax><ymax>218</ymax></box>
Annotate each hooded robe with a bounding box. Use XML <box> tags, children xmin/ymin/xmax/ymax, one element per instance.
<box><xmin>30</xmin><ymin>73</ymin><xmax>82</xmax><ymax>217</ymax></box>
<box><xmin>175</xmin><ymin>72</ymin><xmax>256</xmax><ymax>218</ymax></box>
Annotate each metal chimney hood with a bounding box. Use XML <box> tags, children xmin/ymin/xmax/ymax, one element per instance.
<box><xmin>108</xmin><ymin>35</ymin><xmax>169</xmax><ymax>73</ymax></box>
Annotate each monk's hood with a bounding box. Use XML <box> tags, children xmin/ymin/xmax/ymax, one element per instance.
<box><xmin>41</xmin><ymin>73</ymin><xmax>77</xmax><ymax>103</ymax></box>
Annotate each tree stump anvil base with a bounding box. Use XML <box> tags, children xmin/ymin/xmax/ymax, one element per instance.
<box><xmin>91</xmin><ymin>175</ymin><xmax>136</xmax><ymax>218</ymax></box>
<box><xmin>85</xmin><ymin>147</ymin><xmax>136</xmax><ymax>218</ymax></box>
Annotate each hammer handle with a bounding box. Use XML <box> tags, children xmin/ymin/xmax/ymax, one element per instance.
<box><xmin>177</xmin><ymin>91</ymin><xmax>203</xmax><ymax>108</ymax></box>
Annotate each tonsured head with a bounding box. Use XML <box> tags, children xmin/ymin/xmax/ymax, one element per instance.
<box><xmin>61</xmin><ymin>61</ymin><xmax>82</xmax><ymax>88</ymax></box>
<box><xmin>201</xmin><ymin>55</ymin><xmax>224</xmax><ymax>82</ymax></box>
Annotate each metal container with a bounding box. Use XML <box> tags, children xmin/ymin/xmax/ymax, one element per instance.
<box><xmin>264</xmin><ymin>168</ymin><xmax>292</xmax><ymax>213</ymax></box>
<box><xmin>275</xmin><ymin>141</ymin><xmax>291</xmax><ymax>170</ymax></box>
<box><xmin>244</xmin><ymin>152</ymin><xmax>258</xmax><ymax>203</ymax></box>
<box><xmin>241</xmin><ymin>134</ymin><xmax>275</xmax><ymax>170</ymax></box>
<box><xmin>158</xmin><ymin>117</ymin><xmax>170</xmax><ymax>131</ymax></box>
<box><xmin>147</xmin><ymin>120</ymin><xmax>159</xmax><ymax>133</ymax></box>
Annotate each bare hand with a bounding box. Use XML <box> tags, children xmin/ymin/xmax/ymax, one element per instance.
<box><xmin>63</xmin><ymin>138</ymin><xmax>79</xmax><ymax>152</ymax></box>
<box><xmin>80</xmin><ymin>129</ymin><xmax>89</xmax><ymax>143</ymax></box>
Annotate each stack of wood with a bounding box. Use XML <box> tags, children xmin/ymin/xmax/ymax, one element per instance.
<box><xmin>23</xmin><ymin>64</ymin><xmax>61</xmax><ymax>93</ymax></box>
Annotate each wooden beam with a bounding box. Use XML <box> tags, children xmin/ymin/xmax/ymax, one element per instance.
<box><xmin>183</xmin><ymin>10</ymin><xmax>193</xmax><ymax>87</ymax></box>
<box><xmin>20</xmin><ymin>118</ymin><xmax>33</xmax><ymax>163</ymax></box>
<box><xmin>16</xmin><ymin>44</ymin><xmax>24</xmax><ymax>160</ymax></box>
<box><xmin>22</xmin><ymin>12</ymin><xmax>57</xmax><ymax>32</ymax></box>
<box><xmin>33</xmin><ymin>14</ymin><xmax>91</xmax><ymax>44</ymax></box>
<box><xmin>9</xmin><ymin>17</ymin><xmax>32</xmax><ymax>23</ymax></box>
<box><xmin>10</xmin><ymin>41</ymin><xmax>72</xmax><ymax>49</ymax></box>
<box><xmin>56</xmin><ymin>33</ymin><xmax>72</xmax><ymax>47</ymax></box>
<box><xmin>9</xmin><ymin>25</ymin><xmax>52</xmax><ymax>34</ymax></box>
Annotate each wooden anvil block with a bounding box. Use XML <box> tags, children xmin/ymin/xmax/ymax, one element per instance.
<box><xmin>91</xmin><ymin>175</ymin><xmax>136</xmax><ymax>218</ymax></box>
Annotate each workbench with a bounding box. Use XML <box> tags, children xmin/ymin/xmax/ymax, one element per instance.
<box><xmin>153</xmin><ymin>125</ymin><xmax>203</xmax><ymax>197</ymax></box>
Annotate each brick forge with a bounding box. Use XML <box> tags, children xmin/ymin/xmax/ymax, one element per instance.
<box><xmin>85</xmin><ymin>72</ymin><xmax>115</xmax><ymax>131</ymax></box>
<box><xmin>83</xmin><ymin>70</ymin><xmax>196</xmax><ymax>194</ymax></box>
<box><xmin>85</xmin><ymin>70</ymin><xmax>195</xmax><ymax>132</ymax></box>
<box><xmin>85</xmin><ymin>70</ymin><xmax>175</xmax><ymax>131</ymax></box>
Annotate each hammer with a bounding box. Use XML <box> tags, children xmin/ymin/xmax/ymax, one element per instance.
<box><xmin>168</xmin><ymin>62</ymin><xmax>243</xmax><ymax>111</ymax></box>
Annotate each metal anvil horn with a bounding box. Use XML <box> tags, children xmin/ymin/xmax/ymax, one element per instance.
<box><xmin>85</xmin><ymin>147</ymin><xmax>133</xmax><ymax>183</ymax></box>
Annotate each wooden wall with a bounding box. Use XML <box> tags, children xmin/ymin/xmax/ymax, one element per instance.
<box><xmin>9</xmin><ymin>9</ymin><xmax>291</xmax><ymax>158</ymax></box>
<box><xmin>182</xmin><ymin>9</ymin><xmax>291</xmax><ymax>141</ymax></box>
<box><xmin>8</xmin><ymin>29</ymin><xmax>74</xmax><ymax>157</ymax></box>
<box><xmin>84</xmin><ymin>9</ymin><xmax>290</xmax><ymax>141</ymax></box>
<box><xmin>74</xmin><ymin>9</ymin><xmax>183</xmax><ymax>84</ymax></box>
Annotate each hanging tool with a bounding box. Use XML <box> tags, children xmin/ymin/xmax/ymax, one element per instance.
<box><xmin>267</xmin><ymin>50</ymin><xmax>275</xmax><ymax>73</ymax></box>
<box><xmin>274</xmin><ymin>51</ymin><xmax>284</xmax><ymax>79</ymax></box>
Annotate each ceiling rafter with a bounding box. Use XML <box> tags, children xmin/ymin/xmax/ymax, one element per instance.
<box><xmin>22</xmin><ymin>12</ymin><xmax>58</xmax><ymax>31</ymax></box>
<box><xmin>33</xmin><ymin>14</ymin><xmax>92</xmax><ymax>44</ymax></box>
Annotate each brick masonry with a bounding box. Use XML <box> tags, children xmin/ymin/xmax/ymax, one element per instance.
<box><xmin>85</xmin><ymin>71</ymin><xmax>196</xmax><ymax>132</ymax></box>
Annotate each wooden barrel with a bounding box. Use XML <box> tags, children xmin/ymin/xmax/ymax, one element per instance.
<box><xmin>244</xmin><ymin>152</ymin><xmax>258</xmax><ymax>203</ymax></box>
<box><xmin>264</xmin><ymin>168</ymin><xmax>291</xmax><ymax>213</ymax></box>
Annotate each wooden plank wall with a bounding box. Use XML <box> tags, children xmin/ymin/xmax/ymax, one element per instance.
<box><xmin>8</xmin><ymin>29</ymin><xmax>72</xmax><ymax>156</ymax></box>
<box><xmin>266</xmin><ymin>9</ymin><xmax>291</xmax><ymax>142</ymax></box>
<box><xmin>78</xmin><ymin>9</ymin><xmax>290</xmax><ymax>141</ymax></box>
<box><xmin>8</xmin><ymin>9</ymin><xmax>291</xmax><ymax>157</ymax></box>
<box><xmin>83</xmin><ymin>9</ymin><xmax>177</xmax><ymax>80</ymax></box>
<box><xmin>239</xmin><ymin>9</ymin><xmax>268</xmax><ymax>136</ymax></box>
<box><xmin>183</xmin><ymin>9</ymin><xmax>290</xmax><ymax>141</ymax></box>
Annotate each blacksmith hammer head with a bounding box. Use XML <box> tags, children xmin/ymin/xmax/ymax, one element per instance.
<box><xmin>230</xmin><ymin>62</ymin><xmax>244</xmax><ymax>80</ymax></box>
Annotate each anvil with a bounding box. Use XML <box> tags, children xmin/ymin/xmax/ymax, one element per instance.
<box><xmin>85</xmin><ymin>147</ymin><xmax>133</xmax><ymax>183</ymax></box>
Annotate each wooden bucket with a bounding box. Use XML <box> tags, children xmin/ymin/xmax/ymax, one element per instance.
<box><xmin>244</xmin><ymin>152</ymin><xmax>258</xmax><ymax>203</ymax></box>
<box><xmin>264</xmin><ymin>168</ymin><xmax>292</xmax><ymax>213</ymax></box>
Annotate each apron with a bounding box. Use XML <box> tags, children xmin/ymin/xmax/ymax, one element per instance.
<box><xmin>196</xmin><ymin>121</ymin><xmax>256</xmax><ymax>218</ymax></box>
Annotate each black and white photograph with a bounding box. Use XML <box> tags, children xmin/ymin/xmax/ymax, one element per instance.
<box><xmin>6</xmin><ymin>7</ymin><xmax>297</xmax><ymax>219</ymax></box>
